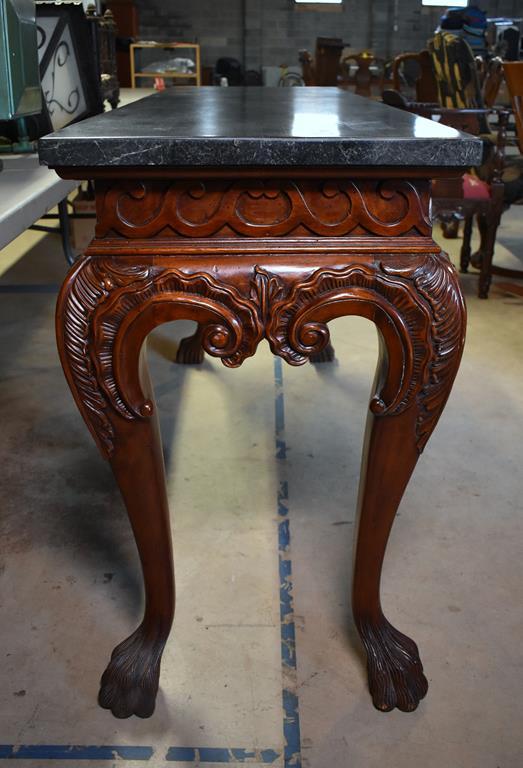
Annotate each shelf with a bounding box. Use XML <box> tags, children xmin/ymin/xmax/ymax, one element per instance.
<box><xmin>134</xmin><ymin>72</ymin><xmax>198</xmax><ymax>78</ymax></box>
<box><xmin>130</xmin><ymin>42</ymin><xmax>201</xmax><ymax>87</ymax></box>
<box><xmin>134</xmin><ymin>42</ymin><xmax>198</xmax><ymax>48</ymax></box>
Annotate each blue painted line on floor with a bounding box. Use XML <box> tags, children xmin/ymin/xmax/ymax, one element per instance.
<box><xmin>0</xmin><ymin>745</ymin><xmax>282</xmax><ymax>763</ymax></box>
<box><xmin>0</xmin><ymin>744</ymin><xmax>153</xmax><ymax>760</ymax></box>
<box><xmin>165</xmin><ymin>747</ymin><xmax>280</xmax><ymax>763</ymax></box>
<box><xmin>274</xmin><ymin>357</ymin><xmax>302</xmax><ymax>768</ymax></box>
<box><xmin>165</xmin><ymin>747</ymin><xmax>196</xmax><ymax>761</ymax></box>
<box><xmin>0</xmin><ymin>284</ymin><xmax>59</xmax><ymax>293</ymax></box>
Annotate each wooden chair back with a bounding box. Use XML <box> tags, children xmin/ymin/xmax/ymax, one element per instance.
<box><xmin>503</xmin><ymin>62</ymin><xmax>523</xmax><ymax>153</ymax></box>
<box><xmin>428</xmin><ymin>31</ymin><xmax>483</xmax><ymax>110</ymax></box>
<box><xmin>479</xmin><ymin>56</ymin><xmax>504</xmax><ymax>108</ymax></box>
<box><xmin>391</xmin><ymin>51</ymin><xmax>438</xmax><ymax>103</ymax></box>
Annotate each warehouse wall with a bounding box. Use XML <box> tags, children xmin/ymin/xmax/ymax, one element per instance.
<box><xmin>135</xmin><ymin>0</ymin><xmax>522</xmax><ymax>71</ymax></box>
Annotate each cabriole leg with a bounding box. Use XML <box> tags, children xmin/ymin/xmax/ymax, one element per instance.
<box><xmin>351</xmin><ymin>255</ymin><xmax>466</xmax><ymax>711</ymax></box>
<box><xmin>99</xmin><ymin>362</ymin><xmax>174</xmax><ymax>718</ymax></box>
<box><xmin>56</xmin><ymin>258</ymin><xmax>174</xmax><ymax>718</ymax></box>
<box><xmin>56</xmin><ymin>254</ymin><xmax>264</xmax><ymax>717</ymax></box>
<box><xmin>267</xmin><ymin>253</ymin><xmax>466</xmax><ymax>711</ymax></box>
<box><xmin>352</xmin><ymin>376</ymin><xmax>428</xmax><ymax>712</ymax></box>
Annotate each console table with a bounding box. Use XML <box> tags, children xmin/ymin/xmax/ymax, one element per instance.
<box><xmin>39</xmin><ymin>87</ymin><xmax>482</xmax><ymax>719</ymax></box>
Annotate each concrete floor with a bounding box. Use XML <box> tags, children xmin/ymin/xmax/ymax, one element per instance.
<box><xmin>0</xmin><ymin>211</ymin><xmax>522</xmax><ymax>768</ymax></box>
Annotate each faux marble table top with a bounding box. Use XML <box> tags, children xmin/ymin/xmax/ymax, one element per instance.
<box><xmin>38</xmin><ymin>87</ymin><xmax>483</xmax><ymax>169</ymax></box>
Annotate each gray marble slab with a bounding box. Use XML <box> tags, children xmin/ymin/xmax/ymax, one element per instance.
<box><xmin>38</xmin><ymin>87</ymin><xmax>483</xmax><ymax>169</ymax></box>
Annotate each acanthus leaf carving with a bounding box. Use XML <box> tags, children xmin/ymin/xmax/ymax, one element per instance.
<box><xmin>266</xmin><ymin>262</ymin><xmax>432</xmax><ymax>422</ymax></box>
<box><xmin>58</xmin><ymin>259</ymin><xmax>151</xmax><ymax>456</ymax></box>
<box><xmin>249</xmin><ymin>266</ymin><xmax>285</xmax><ymax>325</ymax></box>
<box><xmin>380</xmin><ymin>254</ymin><xmax>466</xmax><ymax>450</ymax></box>
<box><xmin>60</xmin><ymin>258</ymin><xmax>264</xmax><ymax>458</ymax></box>
<box><xmin>59</xmin><ymin>252</ymin><xmax>463</xmax><ymax>459</ymax></box>
<box><xmin>266</xmin><ymin>253</ymin><xmax>464</xmax><ymax>451</ymax></box>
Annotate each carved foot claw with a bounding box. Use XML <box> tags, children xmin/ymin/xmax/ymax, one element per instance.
<box><xmin>310</xmin><ymin>341</ymin><xmax>336</xmax><ymax>364</ymax></box>
<box><xmin>98</xmin><ymin>624</ymin><xmax>166</xmax><ymax>718</ymax></box>
<box><xmin>358</xmin><ymin>616</ymin><xmax>428</xmax><ymax>713</ymax></box>
<box><xmin>175</xmin><ymin>332</ymin><xmax>204</xmax><ymax>365</ymax></box>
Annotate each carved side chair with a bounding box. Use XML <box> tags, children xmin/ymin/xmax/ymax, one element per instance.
<box><xmin>428</xmin><ymin>33</ymin><xmax>522</xmax><ymax>294</ymax></box>
<box><xmin>385</xmin><ymin>33</ymin><xmax>519</xmax><ymax>297</ymax></box>
<box><xmin>459</xmin><ymin>61</ymin><xmax>523</xmax><ymax>294</ymax></box>
<box><xmin>383</xmin><ymin>86</ymin><xmax>509</xmax><ymax>298</ymax></box>
<box><xmin>391</xmin><ymin>39</ymin><xmax>503</xmax><ymax>126</ymax></box>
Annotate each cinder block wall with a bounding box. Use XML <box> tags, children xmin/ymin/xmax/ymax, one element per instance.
<box><xmin>135</xmin><ymin>0</ymin><xmax>522</xmax><ymax>71</ymax></box>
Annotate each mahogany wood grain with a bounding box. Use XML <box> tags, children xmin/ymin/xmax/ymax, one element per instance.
<box><xmin>55</xmin><ymin>169</ymin><xmax>466</xmax><ymax>718</ymax></box>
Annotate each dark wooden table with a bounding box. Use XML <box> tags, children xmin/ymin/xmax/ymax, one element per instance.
<box><xmin>39</xmin><ymin>87</ymin><xmax>482</xmax><ymax>719</ymax></box>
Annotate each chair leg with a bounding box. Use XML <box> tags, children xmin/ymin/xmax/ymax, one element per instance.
<box><xmin>470</xmin><ymin>213</ymin><xmax>487</xmax><ymax>271</ymax></box>
<box><xmin>478</xmin><ymin>210</ymin><xmax>502</xmax><ymax>299</ymax></box>
<box><xmin>441</xmin><ymin>215</ymin><xmax>460</xmax><ymax>239</ymax></box>
<box><xmin>459</xmin><ymin>215</ymin><xmax>473</xmax><ymax>273</ymax></box>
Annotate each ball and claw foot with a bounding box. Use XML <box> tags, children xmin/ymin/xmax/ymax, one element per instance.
<box><xmin>310</xmin><ymin>341</ymin><xmax>336</xmax><ymax>364</ymax></box>
<box><xmin>358</xmin><ymin>615</ymin><xmax>428</xmax><ymax>713</ymax></box>
<box><xmin>98</xmin><ymin>624</ymin><xmax>166</xmax><ymax>719</ymax></box>
<box><xmin>175</xmin><ymin>331</ymin><xmax>204</xmax><ymax>365</ymax></box>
